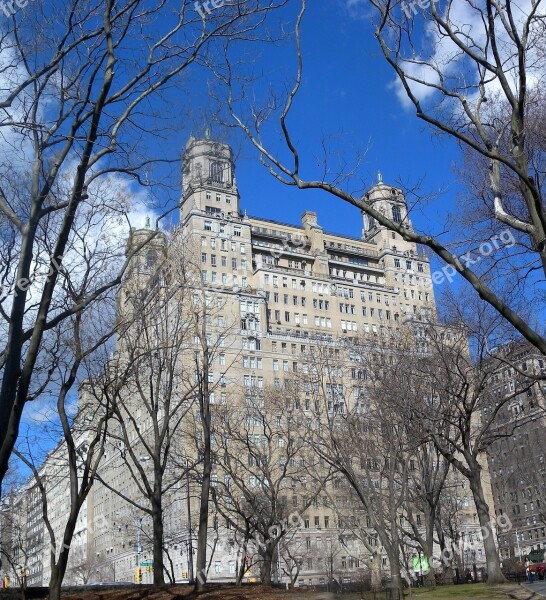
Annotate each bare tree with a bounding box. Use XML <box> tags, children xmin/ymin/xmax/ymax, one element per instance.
<box><xmin>14</xmin><ymin>315</ymin><xmax>114</xmax><ymax>600</ymax></box>
<box><xmin>213</xmin><ymin>384</ymin><xmax>326</xmax><ymax>586</ymax></box>
<box><xmin>372</xmin><ymin>310</ymin><xmax>540</xmax><ymax>585</ymax></box>
<box><xmin>278</xmin><ymin>533</ymin><xmax>304</xmax><ymax>589</ymax></box>
<box><xmin>399</xmin><ymin>431</ymin><xmax>450</xmax><ymax>586</ymax></box>
<box><xmin>91</xmin><ymin>236</ymin><xmax>237</xmax><ymax>586</ymax></box>
<box><xmin>64</xmin><ymin>547</ymin><xmax>106</xmax><ymax>586</ymax></box>
<box><xmin>280</xmin><ymin>338</ymin><xmax>410</xmax><ymax>593</ymax></box>
<box><xmin>0</xmin><ymin>0</ymin><xmax>286</xmax><ymax>494</ymax></box>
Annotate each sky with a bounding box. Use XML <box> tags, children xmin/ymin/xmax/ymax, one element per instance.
<box><xmin>173</xmin><ymin>0</ymin><xmax>461</xmax><ymax>242</ymax></box>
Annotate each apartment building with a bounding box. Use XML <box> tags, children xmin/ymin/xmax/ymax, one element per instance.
<box><xmin>484</xmin><ymin>343</ymin><xmax>546</xmax><ymax>563</ymax></box>
<box><xmin>0</xmin><ymin>135</ymin><xmax>492</xmax><ymax>587</ymax></box>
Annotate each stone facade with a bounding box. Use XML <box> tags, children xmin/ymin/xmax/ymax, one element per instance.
<box><xmin>0</xmin><ymin>136</ymin><xmax>494</xmax><ymax>588</ymax></box>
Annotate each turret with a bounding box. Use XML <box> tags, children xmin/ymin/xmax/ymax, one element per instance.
<box><xmin>361</xmin><ymin>174</ymin><xmax>412</xmax><ymax>241</ymax></box>
<box><xmin>180</xmin><ymin>134</ymin><xmax>239</xmax><ymax>222</ymax></box>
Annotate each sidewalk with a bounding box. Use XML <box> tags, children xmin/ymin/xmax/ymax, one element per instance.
<box><xmin>521</xmin><ymin>582</ymin><xmax>546</xmax><ymax>597</ymax></box>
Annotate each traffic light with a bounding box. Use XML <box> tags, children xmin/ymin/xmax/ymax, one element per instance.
<box><xmin>136</xmin><ymin>567</ymin><xmax>142</xmax><ymax>583</ymax></box>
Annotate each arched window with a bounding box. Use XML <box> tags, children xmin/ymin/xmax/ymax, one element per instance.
<box><xmin>392</xmin><ymin>205</ymin><xmax>402</xmax><ymax>223</ymax></box>
<box><xmin>210</xmin><ymin>161</ymin><xmax>224</xmax><ymax>183</ymax></box>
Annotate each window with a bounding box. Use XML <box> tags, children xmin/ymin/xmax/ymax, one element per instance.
<box><xmin>210</xmin><ymin>161</ymin><xmax>224</xmax><ymax>183</ymax></box>
<box><xmin>234</xmin><ymin>227</ymin><xmax>242</xmax><ymax>237</ymax></box>
<box><xmin>204</xmin><ymin>220</ymin><xmax>212</xmax><ymax>231</ymax></box>
<box><xmin>394</xmin><ymin>258</ymin><xmax>400</xmax><ymax>268</ymax></box>
<box><xmin>392</xmin><ymin>205</ymin><xmax>402</xmax><ymax>223</ymax></box>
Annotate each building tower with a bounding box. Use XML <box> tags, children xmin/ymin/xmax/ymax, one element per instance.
<box><xmin>180</xmin><ymin>135</ymin><xmax>240</xmax><ymax>223</ymax></box>
<box><xmin>362</xmin><ymin>176</ymin><xmax>434</xmax><ymax>322</ymax></box>
<box><xmin>361</xmin><ymin>176</ymin><xmax>413</xmax><ymax>245</ymax></box>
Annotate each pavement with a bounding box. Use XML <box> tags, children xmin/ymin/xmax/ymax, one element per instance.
<box><xmin>521</xmin><ymin>581</ymin><xmax>546</xmax><ymax>597</ymax></box>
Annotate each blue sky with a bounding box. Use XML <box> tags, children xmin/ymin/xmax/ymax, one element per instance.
<box><xmin>139</xmin><ymin>1</ymin><xmax>462</xmax><ymax>243</ymax></box>
<box><xmin>174</xmin><ymin>1</ymin><xmax>461</xmax><ymax>242</ymax></box>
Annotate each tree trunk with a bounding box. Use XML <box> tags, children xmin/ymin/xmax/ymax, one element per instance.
<box><xmin>468</xmin><ymin>471</ymin><xmax>506</xmax><ymax>584</ymax></box>
<box><xmin>371</xmin><ymin>551</ymin><xmax>382</xmax><ymax>590</ymax></box>
<box><xmin>195</xmin><ymin>349</ymin><xmax>212</xmax><ymax>591</ymax></box>
<box><xmin>259</xmin><ymin>548</ymin><xmax>273</xmax><ymax>586</ymax></box>
<box><xmin>423</xmin><ymin>535</ymin><xmax>436</xmax><ymax>587</ymax></box>
<box><xmin>48</xmin><ymin>546</ymin><xmax>71</xmax><ymax>600</ymax></box>
<box><xmin>388</xmin><ymin>551</ymin><xmax>403</xmax><ymax>596</ymax></box>
<box><xmin>152</xmin><ymin>493</ymin><xmax>165</xmax><ymax>585</ymax></box>
<box><xmin>195</xmin><ymin>416</ymin><xmax>212</xmax><ymax>590</ymax></box>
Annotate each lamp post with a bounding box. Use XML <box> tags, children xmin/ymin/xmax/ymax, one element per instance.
<box><xmin>135</xmin><ymin>516</ymin><xmax>143</xmax><ymax>584</ymax></box>
<box><xmin>515</xmin><ymin>529</ymin><xmax>522</xmax><ymax>562</ymax></box>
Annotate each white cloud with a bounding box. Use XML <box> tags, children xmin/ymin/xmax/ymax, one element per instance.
<box><xmin>346</xmin><ymin>0</ymin><xmax>545</xmax><ymax>112</ymax></box>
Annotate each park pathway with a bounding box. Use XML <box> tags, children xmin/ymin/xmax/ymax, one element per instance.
<box><xmin>521</xmin><ymin>582</ymin><xmax>546</xmax><ymax>597</ymax></box>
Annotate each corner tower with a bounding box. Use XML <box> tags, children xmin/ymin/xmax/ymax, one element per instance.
<box><xmin>361</xmin><ymin>177</ymin><xmax>412</xmax><ymax>243</ymax></box>
<box><xmin>180</xmin><ymin>135</ymin><xmax>240</xmax><ymax>223</ymax></box>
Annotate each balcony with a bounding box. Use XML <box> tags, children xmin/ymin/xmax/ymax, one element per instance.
<box><xmin>252</xmin><ymin>238</ymin><xmax>311</xmax><ymax>258</ymax></box>
<box><xmin>253</xmin><ymin>263</ymin><xmax>312</xmax><ymax>277</ymax></box>
<box><xmin>325</xmin><ymin>240</ymin><xmax>378</xmax><ymax>258</ymax></box>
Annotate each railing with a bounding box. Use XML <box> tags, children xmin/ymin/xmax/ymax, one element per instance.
<box><xmin>252</xmin><ymin>239</ymin><xmax>311</xmax><ymax>257</ymax></box>
<box><xmin>253</xmin><ymin>263</ymin><xmax>311</xmax><ymax>277</ymax></box>
<box><xmin>325</xmin><ymin>240</ymin><xmax>379</xmax><ymax>258</ymax></box>
<box><xmin>251</xmin><ymin>225</ymin><xmax>307</xmax><ymax>242</ymax></box>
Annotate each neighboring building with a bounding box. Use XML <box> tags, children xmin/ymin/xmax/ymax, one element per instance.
<box><xmin>484</xmin><ymin>343</ymin><xmax>546</xmax><ymax>562</ymax></box>
<box><xmin>0</xmin><ymin>489</ymin><xmax>28</xmax><ymax>587</ymax></box>
<box><xmin>1</xmin><ymin>135</ymin><xmax>493</xmax><ymax>587</ymax></box>
<box><xmin>25</xmin><ymin>481</ymin><xmax>45</xmax><ymax>586</ymax></box>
